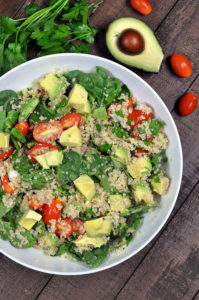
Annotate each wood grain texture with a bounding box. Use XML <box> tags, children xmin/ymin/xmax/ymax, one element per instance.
<box><xmin>116</xmin><ymin>181</ymin><xmax>199</xmax><ymax>300</ymax></box>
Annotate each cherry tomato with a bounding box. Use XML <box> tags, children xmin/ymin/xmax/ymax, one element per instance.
<box><xmin>128</xmin><ymin>97</ymin><xmax>134</xmax><ymax>110</ymax></box>
<box><xmin>1</xmin><ymin>175</ymin><xmax>15</xmax><ymax>194</ymax></box>
<box><xmin>170</xmin><ymin>54</ymin><xmax>192</xmax><ymax>78</ymax></box>
<box><xmin>28</xmin><ymin>144</ymin><xmax>58</xmax><ymax>164</ymax></box>
<box><xmin>33</xmin><ymin>121</ymin><xmax>63</xmax><ymax>144</ymax></box>
<box><xmin>0</xmin><ymin>146</ymin><xmax>14</xmax><ymax>161</ymax></box>
<box><xmin>130</xmin><ymin>0</ymin><xmax>152</xmax><ymax>15</ymax></box>
<box><xmin>55</xmin><ymin>218</ymin><xmax>73</xmax><ymax>239</ymax></box>
<box><xmin>14</xmin><ymin>121</ymin><xmax>29</xmax><ymax>136</ymax></box>
<box><xmin>60</xmin><ymin>113</ymin><xmax>81</xmax><ymax>130</ymax></box>
<box><xmin>133</xmin><ymin>147</ymin><xmax>148</xmax><ymax>157</ymax></box>
<box><xmin>42</xmin><ymin>198</ymin><xmax>62</xmax><ymax>225</ymax></box>
<box><xmin>28</xmin><ymin>196</ymin><xmax>44</xmax><ymax>210</ymax></box>
<box><xmin>72</xmin><ymin>219</ymin><xmax>85</xmax><ymax>235</ymax></box>
<box><xmin>178</xmin><ymin>92</ymin><xmax>198</xmax><ymax>116</ymax></box>
<box><xmin>128</xmin><ymin>110</ymin><xmax>152</xmax><ymax>127</ymax></box>
<box><xmin>107</xmin><ymin>103</ymin><xmax>120</xmax><ymax>117</ymax></box>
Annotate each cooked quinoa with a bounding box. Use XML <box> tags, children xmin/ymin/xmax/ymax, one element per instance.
<box><xmin>0</xmin><ymin>67</ymin><xmax>170</xmax><ymax>268</ymax></box>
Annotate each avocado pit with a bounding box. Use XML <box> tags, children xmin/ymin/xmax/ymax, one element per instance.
<box><xmin>118</xmin><ymin>29</ymin><xmax>145</xmax><ymax>55</ymax></box>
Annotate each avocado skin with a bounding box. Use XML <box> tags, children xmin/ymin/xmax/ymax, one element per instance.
<box><xmin>106</xmin><ymin>18</ymin><xmax>164</xmax><ymax>73</ymax></box>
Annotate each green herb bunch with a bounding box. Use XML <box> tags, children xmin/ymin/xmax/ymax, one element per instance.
<box><xmin>0</xmin><ymin>0</ymin><xmax>103</xmax><ymax>76</ymax></box>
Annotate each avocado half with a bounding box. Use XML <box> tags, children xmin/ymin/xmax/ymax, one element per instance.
<box><xmin>106</xmin><ymin>18</ymin><xmax>164</xmax><ymax>73</ymax></box>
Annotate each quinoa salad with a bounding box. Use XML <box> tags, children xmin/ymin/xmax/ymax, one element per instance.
<box><xmin>0</xmin><ymin>67</ymin><xmax>170</xmax><ymax>268</ymax></box>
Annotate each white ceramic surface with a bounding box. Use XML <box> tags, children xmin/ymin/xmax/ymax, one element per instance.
<box><xmin>0</xmin><ymin>54</ymin><xmax>183</xmax><ymax>275</ymax></box>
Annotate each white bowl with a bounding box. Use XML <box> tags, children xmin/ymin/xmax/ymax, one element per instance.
<box><xmin>0</xmin><ymin>54</ymin><xmax>182</xmax><ymax>275</ymax></box>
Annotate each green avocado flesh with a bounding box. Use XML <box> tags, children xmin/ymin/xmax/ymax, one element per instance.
<box><xmin>106</xmin><ymin>18</ymin><xmax>164</xmax><ymax>73</ymax></box>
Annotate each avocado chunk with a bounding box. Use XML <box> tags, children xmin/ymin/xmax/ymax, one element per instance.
<box><xmin>152</xmin><ymin>176</ymin><xmax>170</xmax><ymax>195</ymax></box>
<box><xmin>19</xmin><ymin>209</ymin><xmax>42</xmax><ymax>230</ymax></box>
<box><xmin>112</xmin><ymin>147</ymin><xmax>128</xmax><ymax>165</ymax></box>
<box><xmin>109</xmin><ymin>194</ymin><xmax>131</xmax><ymax>212</ymax></box>
<box><xmin>93</xmin><ymin>107</ymin><xmax>108</xmax><ymax>121</ymax></box>
<box><xmin>106</xmin><ymin>18</ymin><xmax>164</xmax><ymax>72</ymax></box>
<box><xmin>35</xmin><ymin>150</ymin><xmax>63</xmax><ymax>169</ymax></box>
<box><xmin>85</xmin><ymin>217</ymin><xmax>112</xmax><ymax>237</ymax></box>
<box><xmin>74</xmin><ymin>175</ymin><xmax>95</xmax><ymax>201</ymax></box>
<box><xmin>134</xmin><ymin>185</ymin><xmax>154</xmax><ymax>205</ymax></box>
<box><xmin>18</xmin><ymin>97</ymin><xmax>39</xmax><ymax>123</ymax></box>
<box><xmin>76</xmin><ymin>101</ymin><xmax>91</xmax><ymax>114</ymax></box>
<box><xmin>68</xmin><ymin>84</ymin><xmax>88</xmax><ymax>109</ymax></box>
<box><xmin>0</xmin><ymin>133</ymin><xmax>10</xmax><ymax>148</ymax></box>
<box><xmin>129</xmin><ymin>157</ymin><xmax>152</xmax><ymax>178</ymax></box>
<box><xmin>73</xmin><ymin>235</ymin><xmax>108</xmax><ymax>248</ymax></box>
<box><xmin>59</xmin><ymin>125</ymin><xmax>82</xmax><ymax>147</ymax></box>
<box><xmin>40</xmin><ymin>73</ymin><xmax>67</xmax><ymax>101</ymax></box>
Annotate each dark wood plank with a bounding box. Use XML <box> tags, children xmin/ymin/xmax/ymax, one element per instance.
<box><xmin>115</xmin><ymin>181</ymin><xmax>199</xmax><ymax>300</ymax></box>
<box><xmin>0</xmin><ymin>0</ymin><xmax>27</xmax><ymax>17</ymax></box>
<box><xmin>33</xmin><ymin>75</ymin><xmax>199</xmax><ymax>300</ymax></box>
<box><xmin>0</xmin><ymin>254</ymin><xmax>51</xmax><ymax>300</ymax></box>
<box><xmin>90</xmin><ymin>0</ymin><xmax>199</xmax><ymax>111</ymax></box>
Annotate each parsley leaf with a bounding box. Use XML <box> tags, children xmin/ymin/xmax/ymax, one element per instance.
<box><xmin>116</xmin><ymin>110</ymin><xmax>125</xmax><ymax>118</ymax></box>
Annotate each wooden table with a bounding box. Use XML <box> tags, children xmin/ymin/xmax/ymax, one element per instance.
<box><xmin>0</xmin><ymin>1</ymin><xmax>199</xmax><ymax>299</ymax></box>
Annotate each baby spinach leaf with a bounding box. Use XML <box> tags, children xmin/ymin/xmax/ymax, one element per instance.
<box><xmin>0</xmin><ymin>220</ymin><xmax>12</xmax><ymax>240</ymax></box>
<box><xmin>29</xmin><ymin>102</ymin><xmax>56</xmax><ymax>124</ymax></box>
<box><xmin>22</xmin><ymin>169</ymin><xmax>52</xmax><ymax>190</ymax></box>
<box><xmin>10</xmin><ymin>128</ymin><xmax>26</xmax><ymax>142</ymax></box>
<box><xmin>86</xmin><ymin>149</ymin><xmax>111</xmax><ymax>176</ymax></box>
<box><xmin>12</xmin><ymin>156</ymin><xmax>32</xmax><ymax>175</ymax></box>
<box><xmin>0</xmin><ymin>111</ymin><xmax>6</xmax><ymax>132</ymax></box>
<box><xmin>54</xmin><ymin>242</ymin><xmax>71</xmax><ymax>256</ymax></box>
<box><xmin>100</xmin><ymin>175</ymin><xmax>118</xmax><ymax>194</ymax></box>
<box><xmin>0</xmin><ymin>90</ymin><xmax>17</xmax><ymax>112</ymax></box>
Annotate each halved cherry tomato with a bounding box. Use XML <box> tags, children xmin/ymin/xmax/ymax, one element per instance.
<box><xmin>72</xmin><ymin>219</ymin><xmax>85</xmax><ymax>235</ymax></box>
<box><xmin>128</xmin><ymin>97</ymin><xmax>134</xmax><ymax>110</ymax></box>
<box><xmin>55</xmin><ymin>218</ymin><xmax>73</xmax><ymax>239</ymax></box>
<box><xmin>0</xmin><ymin>146</ymin><xmax>14</xmax><ymax>161</ymax></box>
<box><xmin>130</xmin><ymin>0</ymin><xmax>152</xmax><ymax>15</ymax></box>
<box><xmin>14</xmin><ymin>121</ymin><xmax>29</xmax><ymax>136</ymax></box>
<box><xmin>42</xmin><ymin>198</ymin><xmax>62</xmax><ymax>225</ymax></box>
<box><xmin>33</xmin><ymin>121</ymin><xmax>63</xmax><ymax>144</ymax></box>
<box><xmin>133</xmin><ymin>147</ymin><xmax>148</xmax><ymax>157</ymax></box>
<box><xmin>178</xmin><ymin>92</ymin><xmax>198</xmax><ymax>116</ymax></box>
<box><xmin>28</xmin><ymin>144</ymin><xmax>58</xmax><ymax>164</ymax></box>
<box><xmin>170</xmin><ymin>54</ymin><xmax>192</xmax><ymax>78</ymax></box>
<box><xmin>128</xmin><ymin>110</ymin><xmax>152</xmax><ymax>127</ymax></box>
<box><xmin>1</xmin><ymin>175</ymin><xmax>15</xmax><ymax>194</ymax></box>
<box><xmin>107</xmin><ymin>103</ymin><xmax>120</xmax><ymax>117</ymax></box>
<box><xmin>60</xmin><ymin>113</ymin><xmax>81</xmax><ymax>130</ymax></box>
<box><xmin>28</xmin><ymin>196</ymin><xmax>44</xmax><ymax>210</ymax></box>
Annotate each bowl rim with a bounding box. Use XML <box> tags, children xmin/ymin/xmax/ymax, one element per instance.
<box><xmin>0</xmin><ymin>53</ymin><xmax>183</xmax><ymax>275</ymax></box>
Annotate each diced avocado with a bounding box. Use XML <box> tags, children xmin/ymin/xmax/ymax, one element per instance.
<box><xmin>112</xmin><ymin>147</ymin><xmax>128</xmax><ymax>165</ymax></box>
<box><xmin>73</xmin><ymin>235</ymin><xmax>108</xmax><ymax>248</ymax></box>
<box><xmin>0</xmin><ymin>133</ymin><xmax>10</xmax><ymax>148</ymax></box>
<box><xmin>109</xmin><ymin>194</ymin><xmax>131</xmax><ymax>212</ymax></box>
<box><xmin>18</xmin><ymin>97</ymin><xmax>39</xmax><ymax>123</ymax></box>
<box><xmin>74</xmin><ymin>175</ymin><xmax>95</xmax><ymax>201</ymax></box>
<box><xmin>152</xmin><ymin>176</ymin><xmax>170</xmax><ymax>195</ymax></box>
<box><xmin>35</xmin><ymin>153</ymin><xmax>49</xmax><ymax>169</ymax></box>
<box><xmin>93</xmin><ymin>107</ymin><xmax>108</xmax><ymax>121</ymax></box>
<box><xmin>45</xmin><ymin>150</ymin><xmax>63</xmax><ymax>167</ymax></box>
<box><xmin>59</xmin><ymin>125</ymin><xmax>82</xmax><ymax>147</ymax></box>
<box><xmin>129</xmin><ymin>157</ymin><xmax>152</xmax><ymax>178</ymax></box>
<box><xmin>84</xmin><ymin>217</ymin><xmax>112</xmax><ymax>237</ymax></box>
<box><xmin>76</xmin><ymin>101</ymin><xmax>91</xmax><ymax>114</ymax></box>
<box><xmin>68</xmin><ymin>84</ymin><xmax>88</xmax><ymax>109</ymax></box>
<box><xmin>19</xmin><ymin>209</ymin><xmax>42</xmax><ymax>230</ymax></box>
<box><xmin>40</xmin><ymin>73</ymin><xmax>67</xmax><ymax>100</ymax></box>
<box><xmin>134</xmin><ymin>185</ymin><xmax>154</xmax><ymax>205</ymax></box>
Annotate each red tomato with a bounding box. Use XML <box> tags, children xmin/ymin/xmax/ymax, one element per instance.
<box><xmin>33</xmin><ymin>121</ymin><xmax>63</xmax><ymax>144</ymax></box>
<box><xmin>128</xmin><ymin>110</ymin><xmax>152</xmax><ymax>127</ymax></box>
<box><xmin>14</xmin><ymin>121</ymin><xmax>29</xmax><ymax>136</ymax></box>
<box><xmin>0</xmin><ymin>146</ymin><xmax>14</xmax><ymax>161</ymax></box>
<box><xmin>130</xmin><ymin>0</ymin><xmax>152</xmax><ymax>15</ymax></box>
<box><xmin>72</xmin><ymin>219</ymin><xmax>85</xmax><ymax>235</ymax></box>
<box><xmin>128</xmin><ymin>97</ymin><xmax>134</xmax><ymax>109</ymax></box>
<box><xmin>133</xmin><ymin>147</ymin><xmax>148</xmax><ymax>157</ymax></box>
<box><xmin>28</xmin><ymin>196</ymin><xmax>44</xmax><ymax>210</ymax></box>
<box><xmin>1</xmin><ymin>175</ymin><xmax>15</xmax><ymax>194</ymax></box>
<box><xmin>42</xmin><ymin>198</ymin><xmax>62</xmax><ymax>225</ymax></box>
<box><xmin>28</xmin><ymin>144</ymin><xmax>58</xmax><ymax>163</ymax></box>
<box><xmin>178</xmin><ymin>93</ymin><xmax>198</xmax><ymax>116</ymax></box>
<box><xmin>60</xmin><ymin>113</ymin><xmax>82</xmax><ymax>130</ymax></box>
<box><xmin>107</xmin><ymin>103</ymin><xmax>120</xmax><ymax>117</ymax></box>
<box><xmin>170</xmin><ymin>54</ymin><xmax>192</xmax><ymax>78</ymax></box>
<box><xmin>55</xmin><ymin>218</ymin><xmax>73</xmax><ymax>239</ymax></box>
